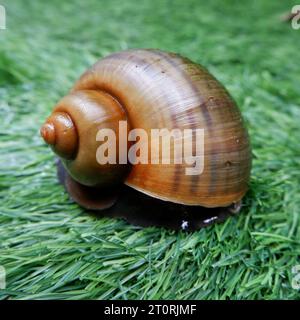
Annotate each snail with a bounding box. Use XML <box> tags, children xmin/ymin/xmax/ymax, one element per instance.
<box><xmin>40</xmin><ymin>49</ymin><xmax>251</xmax><ymax>230</ymax></box>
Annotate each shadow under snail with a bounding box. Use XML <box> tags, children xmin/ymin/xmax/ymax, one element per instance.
<box><xmin>40</xmin><ymin>49</ymin><xmax>252</xmax><ymax>230</ymax></box>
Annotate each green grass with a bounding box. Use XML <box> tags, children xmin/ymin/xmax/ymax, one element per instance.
<box><xmin>0</xmin><ymin>0</ymin><xmax>299</xmax><ymax>299</ymax></box>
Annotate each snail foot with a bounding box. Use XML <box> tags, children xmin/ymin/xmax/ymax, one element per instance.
<box><xmin>57</xmin><ymin>159</ymin><xmax>118</xmax><ymax>210</ymax></box>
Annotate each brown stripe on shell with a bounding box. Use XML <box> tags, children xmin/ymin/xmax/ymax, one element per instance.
<box><xmin>149</xmin><ymin>50</ymin><xmax>215</xmax><ymax>195</ymax></box>
<box><xmin>173</xmin><ymin>55</ymin><xmax>247</xmax><ymax>196</ymax></box>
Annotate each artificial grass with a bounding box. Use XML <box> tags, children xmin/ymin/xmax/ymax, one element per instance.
<box><xmin>0</xmin><ymin>0</ymin><xmax>299</xmax><ymax>300</ymax></box>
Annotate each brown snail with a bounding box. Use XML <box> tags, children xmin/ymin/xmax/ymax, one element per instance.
<box><xmin>41</xmin><ymin>49</ymin><xmax>251</xmax><ymax>230</ymax></box>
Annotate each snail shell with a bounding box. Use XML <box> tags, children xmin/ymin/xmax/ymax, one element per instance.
<box><xmin>41</xmin><ymin>49</ymin><xmax>251</xmax><ymax>211</ymax></box>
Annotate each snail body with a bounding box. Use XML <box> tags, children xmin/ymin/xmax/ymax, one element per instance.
<box><xmin>41</xmin><ymin>49</ymin><xmax>251</xmax><ymax>218</ymax></box>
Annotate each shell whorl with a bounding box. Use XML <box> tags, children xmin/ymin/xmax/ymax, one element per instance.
<box><xmin>40</xmin><ymin>111</ymin><xmax>78</xmax><ymax>159</ymax></box>
<box><xmin>41</xmin><ymin>89</ymin><xmax>131</xmax><ymax>187</ymax></box>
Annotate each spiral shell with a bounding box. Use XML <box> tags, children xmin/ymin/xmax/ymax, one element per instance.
<box><xmin>41</xmin><ymin>49</ymin><xmax>251</xmax><ymax>209</ymax></box>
